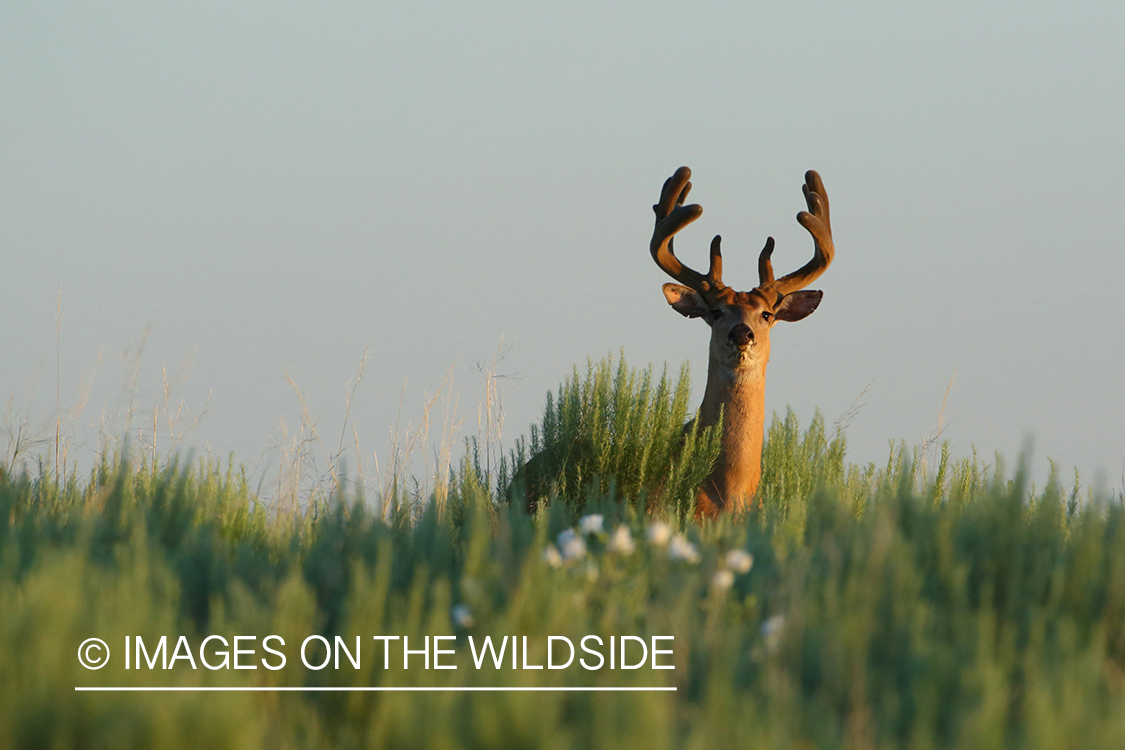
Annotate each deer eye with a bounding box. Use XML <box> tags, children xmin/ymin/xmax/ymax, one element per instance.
<box><xmin>761</xmin><ymin>311</ymin><xmax>773</xmax><ymax>323</ymax></box>
<box><xmin>708</xmin><ymin>308</ymin><xmax>723</xmax><ymax>321</ymax></box>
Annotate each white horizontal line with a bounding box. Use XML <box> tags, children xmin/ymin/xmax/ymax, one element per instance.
<box><xmin>75</xmin><ymin>686</ymin><xmax>676</xmax><ymax>692</ymax></box>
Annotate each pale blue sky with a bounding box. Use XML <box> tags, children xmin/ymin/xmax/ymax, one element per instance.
<box><xmin>3</xmin><ymin>2</ymin><xmax>1123</xmax><ymax>491</ymax></box>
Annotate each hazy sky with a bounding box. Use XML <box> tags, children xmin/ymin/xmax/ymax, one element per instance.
<box><xmin>3</xmin><ymin>2</ymin><xmax>1123</xmax><ymax>493</ymax></box>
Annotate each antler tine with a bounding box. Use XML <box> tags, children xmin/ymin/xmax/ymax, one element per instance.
<box><xmin>708</xmin><ymin>234</ymin><xmax>723</xmax><ymax>283</ymax></box>
<box><xmin>651</xmin><ymin>167</ymin><xmax>725</xmax><ymax>295</ymax></box>
<box><xmin>768</xmin><ymin>170</ymin><xmax>835</xmax><ymax>297</ymax></box>
<box><xmin>802</xmin><ymin>169</ymin><xmax>831</xmax><ymax>230</ymax></box>
<box><xmin>757</xmin><ymin>237</ymin><xmax>775</xmax><ymax>286</ymax></box>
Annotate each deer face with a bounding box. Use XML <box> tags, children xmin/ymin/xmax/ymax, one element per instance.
<box><xmin>662</xmin><ymin>284</ymin><xmax>823</xmax><ymax>371</ymax></box>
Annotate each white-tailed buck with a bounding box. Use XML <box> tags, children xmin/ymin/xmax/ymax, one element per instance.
<box><xmin>651</xmin><ymin>167</ymin><xmax>835</xmax><ymax>517</ymax></box>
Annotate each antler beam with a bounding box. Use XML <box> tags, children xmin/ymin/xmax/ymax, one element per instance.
<box><xmin>651</xmin><ymin>167</ymin><xmax>725</xmax><ymax>296</ymax></box>
<box><xmin>759</xmin><ymin>170</ymin><xmax>835</xmax><ymax>298</ymax></box>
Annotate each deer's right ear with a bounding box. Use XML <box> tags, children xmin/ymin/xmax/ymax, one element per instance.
<box><xmin>662</xmin><ymin>283</ymin><xmax>709</xmax><ymax>318</ymax></box>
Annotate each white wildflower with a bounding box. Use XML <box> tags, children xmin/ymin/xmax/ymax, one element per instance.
<box><xmin>578</xmin><ymin>514</ymin><xmax>604</xmax><ymax>535</ymax></box>
<box><xmin>667</xmin><ymin>533</ymin><xmax>700</xmax><ymax>564</ymax></box>
<box><xmin>451</xmin><ymin>604</ymin><xmax>474</xmax><ymax>628</ymax></box>
<box><xmin>542</xmin><ymin>544</ymin><xmax>563</xmax><ymax>568</ymax></box>
<box><xmin>761</xmin><ymin>614</ymin><xmax>786</xmax><ymax>652</ymax></box>
<box><xmin>724</xmin><ymin>549</ymin><xmax>754</xmax><ymax>574</ymax></box>
<box><xmin>711</xmin><ymin>568</ymin><xmax>735</xmax><ymax>591</ymax></box>
<box><xmin>557</xmin><ymin>529</ymin><xmax>587</xmax><ymax>561</ymax></box>
<box><xmin>607</xmin><ymin>525</ymin><xmax>635</xmax><ymax>555</ymax></box>
<box><xmin>761</xmin><ymin>614</ymin><xmax>786</xmax><ymax>637</ymax></box>
<box><xmin>646</xmin><ymin>520</ymin><xmax>673</xmax><ymax>546</ymax></box>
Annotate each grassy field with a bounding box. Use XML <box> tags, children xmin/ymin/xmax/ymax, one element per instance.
<box><xmin>2</xmin><ymin>355</ymin><xmax>1124</xmax><ymax>749</ymax></box>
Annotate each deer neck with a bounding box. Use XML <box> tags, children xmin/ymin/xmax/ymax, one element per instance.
<box><xmin>696</xmin><ymin>353</ymin><xmax>769</xmax><ymax>511</ymax></box>
<box><xmin>700</xmin><ymin>354</ymin><xmax>768</xmax><ymax>430</ymax></box>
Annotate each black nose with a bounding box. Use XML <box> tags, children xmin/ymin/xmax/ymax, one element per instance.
<box><xmin>729</xmin><ymin>324</ymin><xmax>753</xmax><ymax>346</ymax></box>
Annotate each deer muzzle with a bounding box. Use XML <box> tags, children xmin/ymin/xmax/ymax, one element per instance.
<box><xmin>728</xmin><ymin>324</ymin><xmax>753</xmax><ymax>347</ymax></box>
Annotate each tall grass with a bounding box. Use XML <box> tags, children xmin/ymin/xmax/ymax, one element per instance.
<box><xmin>494</xmin><ymin>352</ymin><xmax>722</xmax><ymax>517</ymax></box>
<box><xmin>2</xmin><ymin>353</ymin><xmax>1124</xmax><ymax>749</ymax></box>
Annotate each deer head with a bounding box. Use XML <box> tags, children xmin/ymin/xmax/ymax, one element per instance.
<box><xmin>650</xmin><ymin>166</ymin><xmax>835</xmax><ymax>515</ymax></box>
<box><xmin>652</xmin><ymin>166</ymin><xmax>834</xmax><ymax>374</ymax></box>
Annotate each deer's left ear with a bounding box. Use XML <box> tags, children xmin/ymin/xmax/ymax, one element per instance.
<box><xmin>774</xmin><ymin>290</ymin><xmax>823</xmax><ymax>322</ymax></box>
